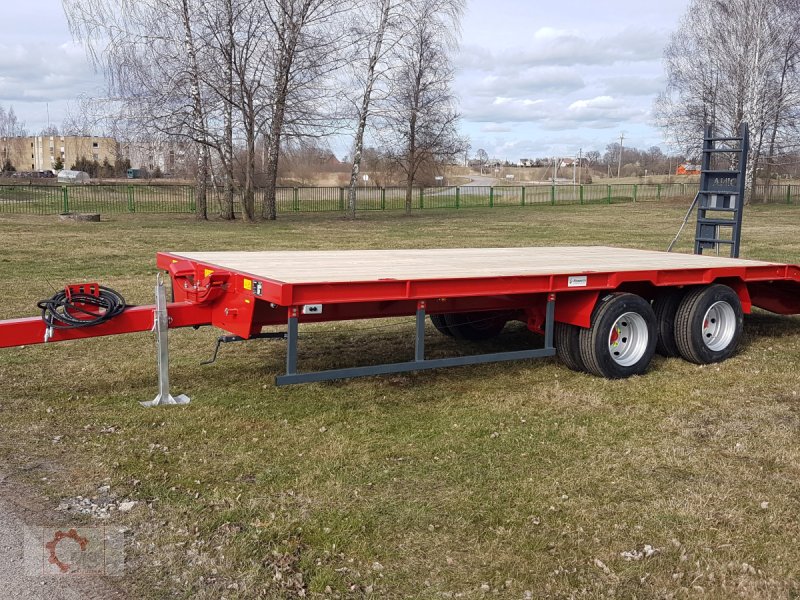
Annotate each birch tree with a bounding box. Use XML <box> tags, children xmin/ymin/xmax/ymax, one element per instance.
<box><xmin>656</xmin><ymin>0</ymin><xmax>800</xmax><ymax>192</ymax></box>
<box><xmin>259</xmin><ymin>0</ymin><xmax>351</xmax><ymax>220</ymax></box>
<box><xmin>381</xmin><ymin>0</ymin><xmax>466</xmax><ymax>213</ymax></box>
<box><xmin>63</xmin><ymin>0</ymin><xmax>217</xmax><ymax>219</ymax></box>
<box><xmin>0</xmin><ymin>105</ymin><xmax>27</xmax><ymax>137</ymax></box>
<box><xmin>345</xmin><ymin>0</ymin><xmax>395</xmax><ymax>219</ymax></box>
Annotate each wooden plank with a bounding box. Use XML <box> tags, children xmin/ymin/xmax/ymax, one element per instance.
<box><xmin>168</xmin><ymin>246</ymin><xmax>780</xmax><ymax>285</ymax></box>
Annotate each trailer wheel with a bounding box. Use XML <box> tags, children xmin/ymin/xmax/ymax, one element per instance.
<box><xmin>579</xmin><ymin>293</ymin><xmax>657</xmax><ymax>379</ymax></box>
<box><xmin>652</xmin><ymin>288</ymin><xmax>688</xmax><ymax>357</ymax></box>
<box><xmin>429</xmin><ymin>314</ymin><xmax>454</xmax><ymax>337</ymax></box>
<box><xmin>444</xmin><ymin>311</ymin><xmax>507</xmax><ymax>341</ymax></box>
<box><xmin>674</xmin><ymin>284</ymin><xmax>743</xmax><ymax>364</ymax></box>
<box><xmin>555</xmin><ymin>322</ymin><xmax>587</xmax><ymax>372</ymax></box>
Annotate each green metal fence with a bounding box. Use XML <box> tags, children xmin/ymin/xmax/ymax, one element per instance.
<box><xmin>0</xmin><ymin>182</ymin><xmax>796</xmax><ymax>216</ymax></box>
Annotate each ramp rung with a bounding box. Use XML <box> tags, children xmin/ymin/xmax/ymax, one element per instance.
<box><xmin>696</xmin><ymin>238</ymin><xmax>734</xmax><ymax>244</ymax></box>
<box><xmin>697</xmin><ymin>218</ymin><xmax>736</xmax><ymax>226</ymax></box>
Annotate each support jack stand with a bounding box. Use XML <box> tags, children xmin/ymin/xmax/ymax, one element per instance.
<box><xmin>141</xmin><ymin>274</ymin><xmax>190</xmax><ymax>407</ymax></box>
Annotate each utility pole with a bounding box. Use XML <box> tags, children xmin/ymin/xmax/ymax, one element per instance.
<box><xmin>572</xmin><ymin>153</ymin><xmax>576</xmax><ymax>185</ymax></box>
<box><xmin>617</xmin><ymin>132</ymin><xmax>625</xmax><ymax>179</ymax></box>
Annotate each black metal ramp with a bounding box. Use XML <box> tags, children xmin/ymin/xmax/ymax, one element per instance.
<box><xmin>694</xmin><ymin>123</ymin><xmax>749</xmax><ymax>258</ymax></box>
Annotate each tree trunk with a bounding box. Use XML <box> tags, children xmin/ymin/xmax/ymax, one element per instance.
<box><xmin>262</xmin><ymin>101</ymin><xmax>285</xmax><ymax>221</ymax></box>
<box><xmin>263</xmin><ymin>45</ymin><xmax>293</xmax><ymax>221</ymax></box>
<box><xmin>195</xmin><ymin>145</ymin><xmax>208</xmax><ymax>219</ymax></box>
<box><xmin>220</xmin><ymin>0</ymin><xmax>235</xmax><ymax>221</ymax></box>
<box><xmin>180</xmin><ymin>0</ymin><xmax>207</xmax><ymax>220</ymax></box>
<box><xmin>348</xmin><ymin>0</ymin><xmax>392</xmax><ymax>220</ymax></box>
<box><xmin>404</xmin><ymin>176</ymin><xmax>414</xmax><ymax>214</ymax></box>
<box><xmin>243</xmin><ymin>116</ymin><xmax>257</xmax><ymax>221</ymax></box>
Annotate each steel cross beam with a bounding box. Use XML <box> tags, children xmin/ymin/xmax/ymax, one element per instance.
<box><xmin>275</xmin><ymin>295</ymin><xmax>557</xmax><ymax>386</ymax></box>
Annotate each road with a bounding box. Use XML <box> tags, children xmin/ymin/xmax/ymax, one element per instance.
<box><xmin>462</xmin><ymin>174</ymin><xmax>498</xmax><ymax>187</ymax></box>
<box><xmin>0</xmin><ymin>488</ymin><xmax>125</xmax><ymax>599</ymax></box>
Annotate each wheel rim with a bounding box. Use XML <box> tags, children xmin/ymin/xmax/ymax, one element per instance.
<box><xmin>702</xmin><ymin>301</ymin><xmax>736</xmax><ymax>351</ymax></box>
<box><xmin>607</xmin><ymin>311</ymin><xmax>649</xmax><ymax>367</ymax></box>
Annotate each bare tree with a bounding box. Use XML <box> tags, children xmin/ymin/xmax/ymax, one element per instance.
<box><xmin>260</xmin><ymin>0</ymin><xmax>351</xmax><ymax>220</ymax></box>
<box><xmin>381</xmin><ymin>0</ymin><xmax>466</xmax><ymax>213</ymax></box>
<box><xmin>475</xmin><ymin>148</ymin><xmax>488</xmax><ymax>174</ymax></box>
<box><xmin>345</xmin><ymin>0</ymin><xmax>395</xmax><ymax>219</ymax></box>
<box><xmin>0</xmin><ymin>104</ymin><xmax>27</xmax><ymax>137</ymax></box>
<box><xmin>63</xmin><ymin>0</ymin><xmax>218</xmax><ymax>219</ymax></box>
<box><xmin>656</xmin><ymin>0</ymin><xmax>800</xmax><ymax>192</ymax></box>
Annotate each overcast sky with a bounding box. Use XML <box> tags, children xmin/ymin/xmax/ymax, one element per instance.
<box><xmin>0</xmin><ymin>0</ymin><xmax>690</xmax><ymax>161</ymax></box>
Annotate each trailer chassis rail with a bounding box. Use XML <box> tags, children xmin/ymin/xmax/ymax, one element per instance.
<box><xmin>276</xmin><ymin>295</ymin><xmax>557</xmax><ymax>385</ymax></box>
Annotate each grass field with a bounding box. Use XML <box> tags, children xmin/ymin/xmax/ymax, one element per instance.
<box><xmin>0</xmin><ymin>204</ymin><xmax>799</xmax><ymax>599</ymax></box>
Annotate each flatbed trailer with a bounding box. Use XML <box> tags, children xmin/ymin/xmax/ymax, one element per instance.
<box><xmin>1</xmin><ymin>246</ymin><xmax>799</xmax><ymax>401</ymax></box>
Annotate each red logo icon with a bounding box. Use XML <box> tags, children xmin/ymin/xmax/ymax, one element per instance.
<box><xmin>44</xmin><ymin>529</ymin><xmax>90</xmax><ymax>573</ymax></box>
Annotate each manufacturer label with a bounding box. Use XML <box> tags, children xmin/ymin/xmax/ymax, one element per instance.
<box><xmin>568</xmin><ymin>276</ymin><xmax>588</xmax><ymax>288</ymax></box>
<box><xmin>252</xmin><ymin>281</ymin><xmax>263</xmax><ymax>296</ymax></box>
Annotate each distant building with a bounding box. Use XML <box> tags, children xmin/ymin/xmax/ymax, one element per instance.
<box><xmin>0</xmin><ymin>135</ymin><xmax>117</xmax><ymax>171</ymax></box>
<box><xmin>559</xmin><ymin>158</ymin><xmax>589</xmax><ymax>168</ymax></box>
<box><xmin>676</xmin><ymin>163</ymin><xmax>701</xmax><ymax>175</ymax></box>
<box><xmin>119</xmin><ymin>139</ymin><xmax>193</xmax><ymax>176</ymax></box>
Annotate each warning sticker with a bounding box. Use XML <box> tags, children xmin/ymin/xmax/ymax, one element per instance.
<box><xmin>568</xmin><ymin>276</ymin><xmax>588</xmax><ymax>288</ymax></box>
<box><xmin>243</xmin><ymin>278</ymin><xmax>252</xmax><ymax>291</ymax></box>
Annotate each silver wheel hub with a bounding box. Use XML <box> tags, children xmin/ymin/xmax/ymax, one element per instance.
<box><xmin>702</xmin><ymin>301</ymin><xmax>736</xmax><ymax>351</ymax></box>
<box><xmin>607</xmin><ymin>311</ymin><xmax>648</xmax><ymax>366</ymax></box>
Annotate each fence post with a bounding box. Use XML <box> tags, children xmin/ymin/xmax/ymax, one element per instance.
<box><xmin>293</xmin><ymin>188</ymin><xmax>299</xmax><ymax>211</ymax></box>
<box><xmin>607</xmin><ymin>184</ymin><xmax>612</xmax><ymax>204</ymax></box>
<box><xmin>521</xmin><ymin>186</ymin><xmax>525</xmax><ymax>206</ymax></box>
<box><xmin>127</xmin><ymin>185</ymin><xmax>135</xmax><ymax>212</ymax></box>
<box><xmin>338</xmin><ymin>187</ymin><xmax>345</xmax><ymax>211</ymax></box>
<box><xmin>657</xmin><ymin>184</ymin><xmax>661</xmax><ymax>201</ymax></box>
<box><xmin>188</xmin><ymin>187</ymin><xmax>195</xmax><ymax>212</ymax></box>
<box><xmin>550</xmin><ymin>185</ymin><xmax>555</xmax><ymax>206</ymax></box>
<box><xmin>633</xmin><ymin>184</ymin><xmax>637</xmax><ymax>203</ymax></box>
<box><xmin>579</xmin><ymin>184</ymin><xmax>584</xmax><ymax>205</ymax></box>
<box><xmin>381</xmin><ymin>187</ymin><xmax>386</xmax><ymax>210</ymax></box>
<box><xmin>489</xmin><ymin>187</ymin><xmax>494</xmax><ymax>208</ymax></box>
<box><xmin>455</xmin><ymin>186</ymin><xmax>460</xmax><ymax>209</ymax></box>
<box><xmin>61</xmin><ymin>186</ymin><xmax>69</xmax><ymax>214</ymax></box>
<box><xmin>787</xmin><ymin>184</ymin><xmax>792</xmax><ymax>204</ymax></box>
<box><xmin>419</xmin><ymin>187</ymin><xmax>424</xmax><ymax>209</ymax></box>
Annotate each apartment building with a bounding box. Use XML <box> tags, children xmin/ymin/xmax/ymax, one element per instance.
<box><xmin>0</xmin><ymin>135</ymin><xmax>117</xmax><ymax>171</ymax></box>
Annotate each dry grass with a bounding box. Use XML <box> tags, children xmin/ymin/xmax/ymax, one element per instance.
<box><xmin>0</xmin><ymin>203</ymin><xmax>799</xmax><ymax>599</ymax></box>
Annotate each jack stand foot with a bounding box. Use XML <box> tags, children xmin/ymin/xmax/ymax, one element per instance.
<box><xmin>140</xmin><ymin>393</ymin><xmax>190</xmax><ymax>408</ymax></box>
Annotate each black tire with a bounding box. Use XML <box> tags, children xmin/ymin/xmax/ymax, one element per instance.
<box><xmin>429</xmin><ymin>314</ymin><xmax>454</xmax><ymax>337</ymax></box>
<box><xmin>578</xmin><ymin>293</ymin><xmax>657</xmax><ymax>379</ymax></box>
<box><xmin>674</xmin><ymin>284</ymin><xmax>743</xmax><ymax>364</ymax></box>
<box><xmin>443</xmin><ymin>311</ymin><xmax>507</xmax><ymax>341</ymax></box>
<box><xmin>652</xmin><ymin>288</ymin><xmax>688</xmax><ymax>357</ymax></box>
<box><xmin>555</xmin><ymin>322</ymin><xmax>587</xmax><ymax>372</ymax></box>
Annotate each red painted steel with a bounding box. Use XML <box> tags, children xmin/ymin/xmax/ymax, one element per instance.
<box><xmin>156</xmin><ymin>251</ymin><xmax>800</xmax><ymax>318</ymax></box>
<box><xmin>0</xmin><ymin>302</ymin><xmax>212</xmax><ymax>348</ymax></box>
<box><xmin>0</xmin><ymin>251</ymin><xmax>797</xmax><ymax>350</ymax></box>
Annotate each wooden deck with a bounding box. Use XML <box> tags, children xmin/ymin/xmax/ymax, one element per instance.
<box><xmin>169</xmin><ymin>246</ymin><xmax>779</xmax><ymax>284</ymax></box>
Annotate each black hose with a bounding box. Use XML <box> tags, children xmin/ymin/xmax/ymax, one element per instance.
<box><xmin>37</xmin><ymin>285</ymin><xmax>127</xmax><ymax>330</ymax></box>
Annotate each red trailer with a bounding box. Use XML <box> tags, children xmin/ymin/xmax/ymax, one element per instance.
<box><xmin>0</xmin><ymin>246</ymin><xmax>798</xmax><ymax>402</ymax></box>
